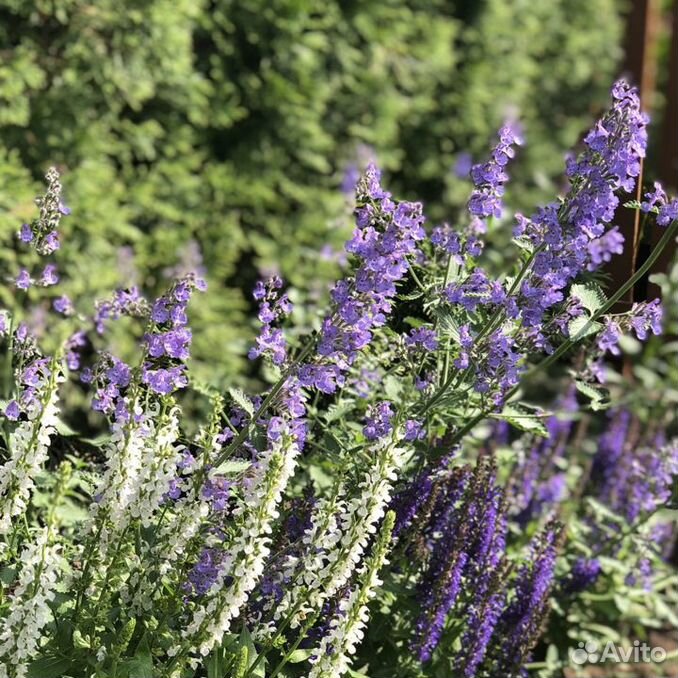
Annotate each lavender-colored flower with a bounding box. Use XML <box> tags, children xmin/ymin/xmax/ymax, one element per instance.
<box><xmin>587</xmin><ymin>226</ymin><xmax>624</xmax><ymax>270</ymax></box>
<box><xmin>453</xmin><ymin>152</ymin><xmax>473</xmax><ymax>179</ymax></box>
<box><xmin>39</xmin><ymin>264</ymin><xmax>59</xmax><ymax>287</ymax></box>
<box><xmin>515</xmin><ymin>81</ymin><xmax>647</xmax><ymax>341</ymax></box>
<box><xmin>405</xmin><ymin>328</ymin><xmax>438</xmax><ymax>352</ymax></box>
<box><xmin>64</xmin><ymin>331</ymin><xmax>87</xmax><ymax>371</ymax></box>
<box><xmin>431</xmin><ymin>224</ymin><xmax>462</xmax><ymax>257</ymax></box>
<box><xmin>403</xmin><ymin>419</ymin><xmax>424</xmax><ymax>442</ymax></box>
<box><xmin>299</xmin><ymin>165</ymin><xmax>425</xmax><ymax>393</ymax></box>
<box><xmin>15</xmin><ymin>270</ymin><xmax>31</xmax><ymax>291</ymax></box>
<box><xmin>18</xmin><ymin>223</ymin><xmax>33</xmax><ymax>243</ymax></box>
<box><xmin>141</xmin><ymin>366</ymin><xmax>188</xmax><ymax>396</ymax></box>
<box><xmin>641</xmin><ymin>181</ymin><xmax>667</xmax><ymax>212</ymax></box>
<box><xmin>248</xmin><ymin>276</ymin><xmax>292</xmax><ymax>366</ymax></box>
<box><xmin>202</xmin><ymin>476</ymin><xmax>231</xmax><ymax>512</ymax></box>
<box><xmin>597</xmin><ymin>320</ymin><xmax>621</xmax><ymax>355</ymax></box>
<box><xmin>185</xmin><ymin>547</ymin><xmax>227</xmax><ymax>597</ymax></box>
<box><xmin>52</xmin><ymin>295</ymin><xmax>73</xmax><ymax>315</ymax></box>
<box><xmin>95</xmin><ymin>287</ymin><xmax>149</xmax><ymax>334</ymax></box>
<box><xmin>22</xmin><ymin>167</ymin><xmax>68</xmax><ymax>255</ymax></box>
<box><xmin>137</xmin><ymin>275</ymin><xmax>204</xmax><ymax>396</ymax></box>
<box><xmin>363</xmin><ymin>402</ymin><xmax>395</xmax><ymax>441</ymax></box>
<box><xmin>468</xmin><ymin>125</ymin><xmax>521</xmax><ymax>220</ymax></box>
<box><xmin>658</xmin><ymin>199</ymin><xmax>678</xmax><ymax>226</ymax></box>
<box><xmin>4</xmin><ymin>400</ymin><xmax>20</xmax><ymax>421</ymax></box>
<box><xmin>629</xmin><ymin>298</ymin><xmax>662</xmax><ymax>339</ymax></box>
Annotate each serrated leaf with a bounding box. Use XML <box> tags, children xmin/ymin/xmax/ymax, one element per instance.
<box><xmin>228</xmin><ymin>388</ymin><xmax>254</xmax><ymax>417</ymax></box>
<box><xmin>568</xmin><ymin>316</ymin><xmax>602</xmax><ymax>340</ymax></box>
<box><xmin>570</xmin><ymin>282</ymin><xmax>607</xmax><ymax>315</ymax></box>
<box><xmin>585</xmin><ymin>498</ymin><xmax>625</xmax><ymax>525</ymax></box>
<box><xmin>324</xmin><ymin>400</ymin><xmax>355</xmax><ymax>424</ymax></box>
<box><xmin>398</xmin><ymin>289</ymin><xmax>424</xmax><ymax>301</ymax></box>
<box><xmin>574</xmin><ymin>380</ymin><xmax>609</xmax><ymax>411</ymax></box>
<box><xmin>492</xmin><ymin>404</ymin><xmax>548</xmax><ymax>437</ymax></box>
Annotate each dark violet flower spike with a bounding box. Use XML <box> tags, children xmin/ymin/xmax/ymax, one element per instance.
<box><xmin>561</xmin><ymin>557</ymin><xmax>602</xmax><ymax>594</ymax></box>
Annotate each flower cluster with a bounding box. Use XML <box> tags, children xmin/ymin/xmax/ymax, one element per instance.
<box><xmin>640</xmin><ymin>181</ymin><xmax>678</xmax><ymax>225</ymax></box>
<box><xmin>18</xmin><ymin>167</ymin><xmax>68</xmax><ymax>256</ymax></box>
<box><xmin>0</xmin><ymin>529</ymin><xmax>61</xmax><ymax>678</ymax></box>
<box><xmin>298</xmin><ymin>165</ymin><xmax>425</xmax><ymax>393</ymax></box>
<box><xmin>94</xmin><ymin>287</ymin><xmax>148</xmax><ymax>334</ymax></box>
<box><xmin>515</xmin><ymin>81</ymin><xmax>648</xmax><ymax>339</ymax></box>
<box><xmin>142</xmin><ymin>275</ymin><xmax>205</xmax><ymax>395</ymax></box>
<box><xmin>468</xmin><ymin>125</ymin><xmax>522</xmax><ymax>220</ymax></box>
<box><xmin>248</xmin><ymin>275</ymin><xmax>293</xmax><ymax>366</ymax></box>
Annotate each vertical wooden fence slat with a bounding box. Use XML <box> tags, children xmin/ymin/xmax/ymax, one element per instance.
<box><xmin>607</xmin><ymin>0</ymin><xmax>661</xmax><ymax>310</ymax></box>
<box><xmin>648</xmin><ymin>0</ymin><xmax>678</xmax><ymax>298</ymax></box>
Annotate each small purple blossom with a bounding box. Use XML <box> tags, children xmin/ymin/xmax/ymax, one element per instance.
<box><xmin>18</xmin><ymin>223</ymin><xmax>33</xmax><ymax>243</ymax></box>
<box><xmin>53</xmin><ymin>295</ymin><xmax>73</xmax><ymax>315</ymax></box>
<box><xmin>363</xmin><ymin>402</ymin><xmax>395</xmax><ymax>441</ymax></box>
<box><xmin>403</xmin><ymin>419</ymin><xmax>424</xmax><ymax>442</ymax></box>
<box><xmin>4</xmin><ymin>400</ymin><xmax>20</xmax><ymax>420</ymax></box>
<box><xmin>39</xmin><ymin>264</ymin><xmax>59</xmax><ymax>287</ymax></box>
<box><xmin>406</xmin><ymin>328</ymin><xmax>438</xmax><ymax>352</ymax></box>
<box><xmin>15</xmin><ymin>269</ymin><xmax>31</xmax><ymax>290</ymax></box>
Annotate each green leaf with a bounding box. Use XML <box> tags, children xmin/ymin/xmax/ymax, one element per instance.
<box><xmin>287</xmin><ymin>648</ymin><xmax>314</xmax><ymax>663</ymax></box>
<box><xmin>213</xmin><ymin>459</ymin><xmax>252</xmax><ymax>475</ymax></box>
<box><xmin>119</xmin><ymin>637</ymin><xmax>153</xmax><ymax>678</ymax></box>
<box><xmin>28</xmin><ymin>657</ymin><xmax>75</xmax><ymax>678</ymax></box>
<box><xmin>207</xmin><ymin>645</ymin><xmax>228</xmax><ymax>678</ymax></box>
<box><xmin>228</xmin><ymin>388</ymin><xmax>255</xmax><ymax>417</ymax></box>
<box><xmin>574</xmin><ymin>380</ymin><xmax>609</xmax><ymax>411</ymax></box>
<box><xmin>570</xmin><ymin>282</ymin><xmax>607</xmax><ymax>315</ymax></box>
<box><xmin>382</xmin><ymin>375</ymin><xmax>402</xmax><ymax>401</ymax></box>
<box><xmin>568</xmin><ymin>316</ymin><xmax>602</xmax><ymax>340</ymax></box>
<box><xmin>492</xmin><ymin>404</ymin><xmax>548</xmax><ymax>437</ymax></box>
<box><xmin>239</xmin><ymin>626</ymin><xmax>265</xmax><ymax>678</ymax></box>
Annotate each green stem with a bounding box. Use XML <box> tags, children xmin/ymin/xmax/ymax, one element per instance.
<box><xmin>212</xmin><ymin>339</ymin><xmax>315</xmax><ymax>469</ymax></box>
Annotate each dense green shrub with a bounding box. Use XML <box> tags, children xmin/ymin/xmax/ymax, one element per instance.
<box><xmin>0</xmin><ymin>0</ymin><xmax>623</xmax><ymax>384</ymax></box>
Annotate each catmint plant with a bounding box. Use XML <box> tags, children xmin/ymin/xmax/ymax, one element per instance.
<box><xmin>0</xmin><ymin>81</ymin><xmax>676</xmax><ymax>678</ymax></box>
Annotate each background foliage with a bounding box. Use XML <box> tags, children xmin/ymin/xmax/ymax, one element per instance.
<box><xmin>0</xmin><ymin>0</ymin><xmax>623</xmax><ymax>385</ymax></box>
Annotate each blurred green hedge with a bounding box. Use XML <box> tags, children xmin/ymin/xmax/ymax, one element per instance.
<box><xmin>0</xmin><ymin>0</ymin><xmax>623</xmax><ymax>385</ymax></box>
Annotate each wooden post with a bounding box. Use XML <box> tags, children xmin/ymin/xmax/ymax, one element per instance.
<box><xmin>606</xmin><ymin>0</ymin><xmax>661</xmax><ymax>310</ymax></box>
<box><xmin>647</xmin><ymin>0</ymin><xmax>678</xmax><ymax>298</ymax></box>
